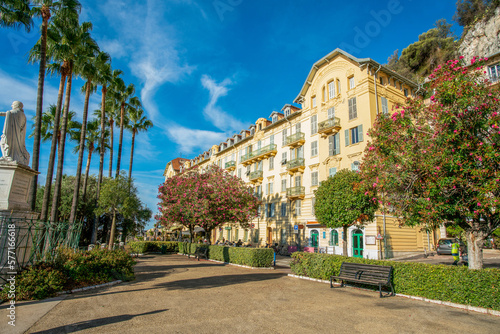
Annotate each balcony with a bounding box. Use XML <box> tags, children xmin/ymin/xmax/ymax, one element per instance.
<box><xmin>225</xmin><ymin>160</ymin><xmax>236</xmax><ymax>171</ymax></box>
<box><xmin>318</xmin><ymin>117</ymin><xmax>341</xmax><ymax>138</ymax></box>
<box><xmin>285</xmin><ymin>132</ymin><xmax>305</xmax><ymax>148</ymax></box>
<box><xmin>240</xmin><ymin>144</ymin><xmax>278</xmax><ymax>166</ymax></box>
<box><xmin>286</xmin><ymin>158</ymin><xmax>305</xmax><ymax>174</ymax></box>
<box><xmin>249</xmin><ymin>170</ymin><xmax>263</xmax><ymax>183</ymax></box>
<box><xmin>286</xmin><ymin>186</ymin><xmax>305</xmax><ymax>200</ymax></box>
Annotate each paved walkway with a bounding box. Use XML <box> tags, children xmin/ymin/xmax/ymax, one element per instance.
<box><xmin>4</xmin><ymin>254</ymin><xmax>500</xmax><ymax>334</ymax></box>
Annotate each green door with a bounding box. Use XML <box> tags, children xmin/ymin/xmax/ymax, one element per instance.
<box><xmin>352</xmin><ymin>230</ymin><xmax>363</xmax><ymax>258</ymax></box>
<box><xmin>311</xmin><ymin>230</ymin><xmax>319</xmax><ymax>247</ymax></box>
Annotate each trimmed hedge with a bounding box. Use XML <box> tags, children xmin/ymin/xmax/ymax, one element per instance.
<box><xmin>290</xmin><ymin>252</ymin><xmax>500</xmax><ymax>311</ymax></box>
<box><xmin>128</xmin><ymin>241</ymin><xmax>179</xmax><ymax>254</ymax></box>
<box><xmin>179</xmin><ymin>242</ymin><xmax>274</xmax><ymax>268</ymax></box>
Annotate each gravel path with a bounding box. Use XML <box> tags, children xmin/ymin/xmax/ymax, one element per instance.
<box><xmin>24</xmin><ymin>254</ymin><xmax>500</xmax><ymax>334</ymax></box>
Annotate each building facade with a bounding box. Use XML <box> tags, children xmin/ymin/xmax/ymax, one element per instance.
<box><xmin>165</xmin><ymin>49</ymin><xmax>444</xmax><ymax>259</ymax></box>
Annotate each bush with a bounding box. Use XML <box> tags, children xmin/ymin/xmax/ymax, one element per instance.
<box><xmin>179</xmin><ymin>242</ymin><xmax>274</xmax><ymax>267</ymax></box>
<box><xmin>290</xmin><ymin>252</ymin><xmax>500</xmax><ymax>311</ymax></box>
<box><xmin>128</xmin><ymin>241</ymin><xmax>179</xmax><ymax>254</ymax></box>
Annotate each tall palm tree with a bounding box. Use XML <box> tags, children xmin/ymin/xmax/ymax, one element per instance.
<box><xmin>50</xmin><ymin>20</ymin><xmax>96</xmax><ymax>223</ymax></box>
<box><xmin>126</xmin><ymin>105</ymin><xmax>152</xmax><ymax>180</ymax></box>
<box><xmin>0</xmin><ymin>1</ymin><xmax>33</xmax><ymax>31</ymax></box>
<box><xmin>69</xmin><ymin>51</ymin><xmax>106</xmax><ymax>224</ymax></box>
<box><xmin>111</xmin><ymin>79</ymin><xmax>135</xmax><ymax>178</ymax></box>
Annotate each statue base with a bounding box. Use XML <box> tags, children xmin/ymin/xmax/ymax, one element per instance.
<box><xmin>0</xmin><ymin>160</ymin><xmax>39</xmax><ymax>212</ymax></box>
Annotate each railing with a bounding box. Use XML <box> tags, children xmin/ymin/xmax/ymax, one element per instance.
<box><xmin>318</xmin><ymin>117</ymin><xmax>341</xmax><ymax>132</ymax></box>
<box><xmin>249</xmin><ymin>170</ymin><xmax>263</xmax><ymax>181</ymax></box>
<box><xmin>286</xmin><ymin>186</ymin><xmax>305</xmax><ymax>198</ymax></box>
<box><xmin>225</xmin><ymin>161</ymin><xmax>236</xmax><ymax>169</ymax></box>
<box><xmin>240</xmin><ymin>144</ymin><xmax>277</xmax><ymax>163</ymax></box>
<box><xmin>285</xmin><ymin>132</ymin><xmax>305</xmax><ymax>146</ymax></box>
<box><xmin>286</xmin><ymin>158</ymin><xmax>305</xmax><ymax>170</ymax></box>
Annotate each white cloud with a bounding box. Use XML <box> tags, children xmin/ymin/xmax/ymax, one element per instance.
<box><xmin>165</xmin><ymin>124</ymin><xmax>229</xmax><ymax>155</ymax></box>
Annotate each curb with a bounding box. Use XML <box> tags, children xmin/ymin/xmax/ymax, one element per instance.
<box><xmin>178</xmin><ymin>253</ymin><xmax>275</xmax><ymax>270</ymax></box>
<box><xmin>287</xmin><ymin>274</ymin><xmax>500</xmax><ymax>317</ymax></box>
<box><xmin>57</xmin><ymin>280</ymin><xmax>122</xmax><ymax>296</ymax></box>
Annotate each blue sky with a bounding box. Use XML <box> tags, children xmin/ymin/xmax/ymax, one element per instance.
<box><xmin>0</xmin><ymin>0</ymin><xmax>461</xmax><ymax>228</ymax></box>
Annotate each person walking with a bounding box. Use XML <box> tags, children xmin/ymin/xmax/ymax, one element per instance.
<box><xmin>451</xmin><ymin>240</ymin><xmax>460</xmax><ymax>266</ymax></box>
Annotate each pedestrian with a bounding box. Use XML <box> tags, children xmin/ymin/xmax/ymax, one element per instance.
<box><xmin>451</xmin><ymin>240</ymin><xmax>460</xmax><ymax>266</ymax></box>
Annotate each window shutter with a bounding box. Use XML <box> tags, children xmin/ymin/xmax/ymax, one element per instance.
<box><xmin>352</xmin><ymin>97</ymin><xmax>357</xmax><ymax>118</ymax></box>
<box><xmin>345</xmin><ymin>129</ymin><xmax>350</xmax><ymax>146</ymax></box>
<box><xmin>358</xmin><ymin>124</ymin><xmax>363</xmax><ymax>142</ymax></box>
<box><xmin>329</xmin><ymin>135</ymin><xmax>334</xmax><ymax>156</ymax></box>
<box><xmin>348</xmin><ymin>98</ymin><xmax>352</xmax><ymax>119</ymax></box>
<box><xmin>335</xmin><ymin>133</ymin><xmax>340</xmax><ymax>155</ymax></box>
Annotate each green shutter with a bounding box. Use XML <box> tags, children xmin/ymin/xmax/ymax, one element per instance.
<box><xmin>335</xmin><ymin>133</ymin><xmax>340</xmax><ymax>155</ymax></box>
<box><xmin>329</xmin><ymin>135</ymin><xmax>334</xmax><ymax>156</ymax></box>
<box><xmin>352</xmin><ymin>97</ymin><xmax>357</xmax><ymax>118</ymax></box>
<box><xmin>345</xmin><ymin>129</ymin><xmax>349</xmax><ymax>146</ymax></box>
<box><xmin>358</xmin><ymin>124</ymin><xmax>363</xmax><ymax>142</ymax></box>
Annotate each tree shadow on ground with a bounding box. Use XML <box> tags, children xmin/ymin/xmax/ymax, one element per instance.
<box><xmin>131</xmin><ymin>262</ymin><xmax>227</xmax><ymax>284</ymax></box>
<box><xmin>154</xmin><ymin>272</ymin><xmax>287</xmax><ymax>291</ymax></box>
<box><xmin>30</xmin><ymin>309</ymin><xmax>168</xmax><ymax>334</ymax></box>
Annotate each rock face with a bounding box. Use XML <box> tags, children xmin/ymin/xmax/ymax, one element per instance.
<box><xmin>458</xmin><ymin>7</ymin><xmax>500</xmax><ymax>63</ymax></box>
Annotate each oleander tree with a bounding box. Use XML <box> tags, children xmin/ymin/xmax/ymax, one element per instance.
<box><xmin>157</xmin><ymin>165</ymin><xmax>260</xmax><ymax>243</ymax></box>
<box><xmin>314</xmin><ymin>169</ymin><xmax>378</xmax><ymax>256</ymax></box>
<box><xmin>360</xmin><ymin>56</ymin><xmax>500</xmax><ymax>270</ymax></box>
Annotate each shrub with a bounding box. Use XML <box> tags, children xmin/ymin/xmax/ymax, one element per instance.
<box><xmin>179</xmin><ymin>243</ymin><xmax>274</xmax><ymax>267</ymax></box>
<box><xmin>128</xmin><ymin>241</ymin><xmax>179</xmax><ymax>254</ymax></box>
<box><xmin>290</xmin><ymin>252</ymin><xmax>500</xmax><ymax>311</ymax></box>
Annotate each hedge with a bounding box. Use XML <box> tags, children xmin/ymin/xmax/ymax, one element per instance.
<box><xmin>128</xmin><ymin>241</ymin><xmax>179</xmax><ymax>254</ymax></box>
<box><xmin>179</xmin><ymin>242</ymin><xmax>274</xmax><ymax>268</ymax></box>
<box><xmin>290</xmin><ymin>252</ymin><xmax>500</xmax><ymax>311</ymax></box>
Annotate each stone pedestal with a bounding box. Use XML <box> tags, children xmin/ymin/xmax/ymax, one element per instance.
<box><xmin>0</xmin><ymin>160</ymin><xmax>39</xmax><ymax>212</ymax></box>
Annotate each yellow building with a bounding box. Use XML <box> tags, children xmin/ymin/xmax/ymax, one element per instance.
<box><xmin>166</xmin><ymin>48</ymin><xmax>442</xmax><ymax>259</ymax></box>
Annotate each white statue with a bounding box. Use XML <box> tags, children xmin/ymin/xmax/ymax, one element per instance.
<box><xmin>0</xmin><ymin>101</ymin><xmax>30</xmax><ymax>166</ymax></box>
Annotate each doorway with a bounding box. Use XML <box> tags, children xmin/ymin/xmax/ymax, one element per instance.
<box><xmin>352</xmin><ymin>229</ymin><xmax>363</xmax><ymax>258</ymax></box>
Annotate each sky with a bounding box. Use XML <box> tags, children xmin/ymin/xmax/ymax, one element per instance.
<box><xmin>0</xmin><ymin>0</ymin><xmax>462</xmax><ymax>229</ymax></box>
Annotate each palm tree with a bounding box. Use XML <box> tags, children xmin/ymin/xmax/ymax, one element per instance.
<box><xmin>105</xmin><ymin>92</ymin><xmax>120</xmax><ymax>178</ymax></box>
<box><xmin>0</xmin><ymin>1</ymin><xmax>33</xmax><ymax>31</ymax></box>
<box><xmin>69</xmin><ymin>51</ymin><xmax>107</xmax><ymax>224</ymax></box>
<box><xmin>50</xmin><ymin>20</ymin><xmax>96</xmax><ymax>223</ymax></box>
<box><xmin>126</xmin><ymin>105</ymin><xmax>153</xmax><ymax>180</ymax></box>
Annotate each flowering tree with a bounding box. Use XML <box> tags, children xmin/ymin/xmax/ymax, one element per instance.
<box><xmin>314</xmin><ymin>169</ymin><xmax>378</xmax><ymax>256</ymax></box>
<box><xmin>360</xmin><ymin>57</ymin><xmax>500</xmax><ymax>269</ymax></box>
<box><xmin>157</xmin><ymin>165</ymin><xmax>260</xmax><ymax>242</ymax></box>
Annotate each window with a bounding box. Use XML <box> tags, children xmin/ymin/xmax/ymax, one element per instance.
<box><xmin>270</xmin><ymin>134</ymin><xmax>274</xmax><ymax>145</ymax></box>
<box><xmin>259</xmin><ymin>124</ymin><xmax>262</xmax><ymax>130</ymax></box>
<box><xmin>311</xmin><ymin>115</ymin><xmax>317</xmax><ymax>134</ymax></box>
<box><xmin>393</xmin><ymin>79</ymin><xmax>397</xmax><ymax>88</ymax></box>
<box><xmin>258</xmin><ymin>160</ymin><xmax>263</xmax><ymax>171</ymax></box>
<box><xmin>311</xmin><ymin>171</ymin><xmax>318</xmax><ymax>186</ymax></box>
<box><xmin>329</xmin><ymin>167</ymin><xmax>337</xmax><ymax>178</ymax></box>
<box><xmin>246</xmin><ymin>165</ymin><xmax>250</xmax><ymax>176</ymax></box>
<box><xmin>322</xmin><ymin>86</ymin><xmax>326</xmax><ymax>101</ymax></box>
<box><xmin>281</xmin><ymin>152</ymin><xmax>287</xmax><ymax>165</ymax></box>
<box><xmin>266</xmin><ymin>183</ymin><xmax>270</xmax><ymax>196</ymax></box>
<box><xmin>379</xmin><ymin>77</ymin><xmax>384</xmax><ymax>85</ymax></box>
<box><xmin>311</xmin><ymin>141</ymin><xmax>318</xmax><ymax>157</ymax></box>
<box><xmin>331</xmin><ymin>230</ymin><xmax>339</xmax><ymax>246</ymax></box>
<box><xmin>272</xmin><ymin>114</ymin><xmax>278</xmax><ymax>123</ymax></box>
<box><xmin>295</xmin><ymin>175</ymin><xmax>301</xmax><ymax>187</ymax></box>
<box><xmin>281</xmin><ymin>179</ymin><xmax>287</xmax><ymax>192</ymax></box>
<box><xmin>328</xmin><ymin>81</ymin><xmax>335</xmax><ymax>99</ymax></box>
<box><xmin>404</xmin><ymin>88</ymin><xmax>408</xmax><ymax>97</ymax></box>
<box><xmin>269</xmin><ymin>156</ymin><xmax>274</xmax><ymax>170</ymax></box>
<box><xmin>256</xmin><ymin>185</ymin><xmax>262</xmax><ymax>197</ymax></box>
<box><xmin>349</xmin><ymin>76</ymin><xmax>355</xmax><ymax>89</ymax></box>
<box><xmin>328</xmin><ymin>107</ymin><xmax>335</xmax><ymax>119</ymax></box>
<box><xmin>381</xmin><ymin>97</ymin><xmax>388</xmax><ymax>114</ymax></box>
<box><xmin>351</xmin><ymin>161</ymin><xmax>360</xmax><ymax>171</ymax></box>
<box><xmin>312</xmin><ymin>96</ymin><xmax>317</xmax><ymax>108</ymax></box>
<box><xmin>284</xmin><ymin>108</ymin><xmax>291</xmax><ymax>117</ymax></box>
<box><xmin>348</xmin><ymin>97</ymin><xmax>357</xmax><ymax>120</ymax></box>
<box><xmin>329</xmin><ymin>133</ymin><xmax>340</xmax><ymax>156</ymax></box>
<box><xmin>345</xmin><ymin>125</ymin><xmax>364</xmax><ymax>146</ymax></box>
<box><xmin>296</xmin><ymin>122</ymin><xmax>301</xmax><ymax>133</ymax></box>
<box><xmin>295</xmin><ymin>200</ymin><xmax>302</xmax><ymax>216</ymax></box>
<box><xmin>282</xmin><ymin>129</ymin><xmax>287</xmax><ymax>146</ymax></box>
<box><xmin>281</xmin><ymin>202</ymin><xmax>287</xmax><ymax>217</ymax></box>
<box><xmin>489</xmin><ymin>64</ymin><xmax>499</xmax><ymax>82</ymax></box>
<box><xmin>337</xmin><ymin>79</ymin><xmax>341</xmax><ymax>94</ymax></box>
<box><xmin>270</xmin><ymin>182</ymin><xmax>274</xmax><ymax>194</ymax></box>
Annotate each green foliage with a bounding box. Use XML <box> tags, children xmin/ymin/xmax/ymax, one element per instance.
<box><xmin>128</xmin><ymin>241</ymin><xmax>179</xmax><ymax>254</ymax></box>
<box><xmin>96</xmin><ymin>174</ymin><xmax>143</xmax><ymax>219</ymax></box>
<box><xmin>314</xmin><ymin>169</ymin><xmax>377</xmax><ymax>229</ymax></box>
<box><xmin>178</xmin><ymin>242</ymin><xmax>274</xmax><ymax>267</ymax></box>
<box><xmin>453</xmin><ymin>0</ymin><xmax>500</xmax><ymax>27</ymax></box>
<box><xmin>290</xmin><ymin>252</ymin><xmax>500</xmax><ymax>310</ymax></box>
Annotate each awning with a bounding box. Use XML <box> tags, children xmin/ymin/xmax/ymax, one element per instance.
<box><xmin>306</xmin><ymin>221</ymin><xmax>327</xmax><ymax>228</ymax></box>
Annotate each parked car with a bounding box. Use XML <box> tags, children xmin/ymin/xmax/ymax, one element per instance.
<box><xmin>436</xmin><ymin>238</ymin><xmax>465</xmax><ymax>255</ymax></box>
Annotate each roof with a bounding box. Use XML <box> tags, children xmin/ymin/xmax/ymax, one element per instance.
<box><xmin>171</xmin><ymin>157</ymin><xmax>188</xmax><ymax>172</ymax></box>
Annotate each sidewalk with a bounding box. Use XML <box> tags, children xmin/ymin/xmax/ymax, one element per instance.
<box><xmin>3</xmin><ymin>254</ymin><xmax>499</xmax><ymax>334</ymax></box>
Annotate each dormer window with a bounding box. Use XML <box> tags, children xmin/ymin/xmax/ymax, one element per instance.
<box><xmin>312</xmin><ymin>96</ymin><xmax>317</xmax><ymax>108</ymax></box>
<box><xmin>284</xmin><ymin>109</ymin><xmax>290</xmax><ymax>117</ymax></box>
<box><xmin>272</xmin><ymin>114</ymin><xmax>278</xmax><ymax>123</ymax></box>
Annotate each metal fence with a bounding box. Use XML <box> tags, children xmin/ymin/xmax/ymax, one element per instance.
<box><xmin>0</xmin><ymin>217</ymin><xmax>83</xmax><ymax>285</ymax></box>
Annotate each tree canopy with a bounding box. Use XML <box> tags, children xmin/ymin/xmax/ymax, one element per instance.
<box><xmin>157</xmin><ymin>165</ymin><xmax>260</xmax><ymax>242</ymax></box>
<box><xmin>360</xmin><ymin>56</ymin><xmax>500</xmax><ymax>269</ymax></box>
<box><xmin>314</xmin><ymin>169</ymin><xmax>378</xmax><ymax>255</ymax></box>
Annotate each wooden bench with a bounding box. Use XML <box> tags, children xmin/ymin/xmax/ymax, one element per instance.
<box><xmin>330</xmin><ymin>262</ymin><xmax>394</xmax><ymax>297</ymax></box>
<box><xmin>195</xmin><ymin>246</ymin><xmax>208</xmax><ymax>261</ymax></box>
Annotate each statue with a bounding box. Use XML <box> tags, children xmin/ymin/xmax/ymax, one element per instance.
<box><xmin>0</xmin><ymin>101</ymin><xmax>30</xmax><ymax>166</ymax></box>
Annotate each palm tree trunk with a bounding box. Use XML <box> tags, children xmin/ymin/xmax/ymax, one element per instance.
<box><xmin>30</xmin><ymin>7</ymin><xmax>51</xmax><ymax>211</ymax></box>
<box><xmin>50</xmin><ymin>63</ymin><xmax>73</xmax><ymax>223</ymax></box>
<box><xmin>82</xmin><ymin>147</ymin><xmax>93</xmax><ymax>202</ymax></box>
<box><xmin>108</xmin><ymin>118</ymin><xmax>114</xmax><ymax>178</ymax></box>
<box><xmin>128</xmin><ymin>131</ymin><xmax>136</xmax><ymax>180</ymax></box>
<box><xmin>97</xmin><ymin>85</ymin><xmax>107</xmax><ymax>193</ymax></box>
<box><xmin>69</xmin><ymin>79</ymin><xmax>92</xmax><ymax>224</ymax></box>
<box><xmin>108</xmin><ymin>209</ymin><xmax>117</xmax><ymax>250</ymax></box>
<box><xmin>40</xmin><ymin>68</ymin><xmax>67</xmax><ymax>221</ymax></box>
<box><xmin>116</xmin><ymin>102</ymin><xmax>125</xmax><ymax>177</ymax></box>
